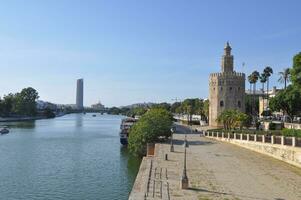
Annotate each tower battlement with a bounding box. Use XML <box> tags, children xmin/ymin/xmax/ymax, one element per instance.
<box><xmin>209</xmin><ymin>72</ymin><xmax>245</xmax><ymax>78</ymax></box>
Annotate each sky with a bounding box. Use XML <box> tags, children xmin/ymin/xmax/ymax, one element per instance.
<box><xmin>0</xmin><ymin>0</ymin><xmax>300</xmax><ymax>107</ymax></box>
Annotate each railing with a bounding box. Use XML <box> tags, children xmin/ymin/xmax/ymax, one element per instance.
<box><xmin>202</xmin><ymin>131</ymin><xmax>300</xmax><ymax>147</ymax></box>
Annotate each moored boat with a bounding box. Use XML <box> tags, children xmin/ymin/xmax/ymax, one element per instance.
<box><xmin>119</xmin><ymin>118</ymin><xmax>137</xmax><ymax>145</ymax></box>
<box><xmin>0</xmin><ymin>128</ymin><xmax>9</xmax><ymax>135</ymax></box>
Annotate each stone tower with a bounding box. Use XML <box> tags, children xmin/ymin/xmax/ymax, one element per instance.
<box><xmin>209</xmin><ymin>43</ymin><xmax>245</xmax><ymax>127</ymax></box>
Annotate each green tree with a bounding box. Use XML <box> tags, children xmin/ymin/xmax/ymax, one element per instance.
<box><xmin>14</xmin><ymin>87</ymin><xmax>39</xmax><ymax>116</ymax></box>
<box><xmin>269</xmin><ymin>85</ymin><xmax>301</xmax><ymax>121</ymax></box>
<box><xmin>1</xmin><ymin>93</ymin><xmax>17</xmax><ymax>116</ymax></box>
<box><xmin>152</xmin><ymin>102</ymin><xmax>171</xmax><ymax>111</ymax></box>
<box><xmin>44</xmin><ymin>107</ymin><xmax>56</xmax><ymax>118</ymax></box>
<box><xmin>217</xmin><ymin>109</ymin><xmax>249</xmax><ymax>130</ymax></box>
<box><xmin>128</xmin><ymin>108</ymin><xmax>173</xmax><ymax>156</ymax></box>
<box><xmin>290</xmin><ymin>52</ymin><xmax>301</xmax><ymax>86</ymax></box>
<box><xmin>203</xmin><ymin>99</ymin><xmax>209</xmax><ymax>123</ymax></box>
<box><xmin>278</xmin><ymin>68</ymin><xmax>291</xmax><ymax>89</ymax></box>
<box><xmin>263</xmin><ymin>66</ymin><xmax>273</xmax><ymax>106</ymax></box>
<box><xmin>170</xmin><ymin>102</ymin><xmax>182</xmax><ymax>113</ymax></box>
<box><xmin>248</xmin><ymin>71</ymin><xmax>260</xmax><ymax>116</ymax></box>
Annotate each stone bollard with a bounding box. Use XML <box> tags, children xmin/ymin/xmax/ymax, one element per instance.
<box><xmin>240</xmin><ymin>134</ymin><xmax>243</xmax><ymax>140</ymax></box>
<box><xmin>254</xmin><ymin>134</ymin><xmax>257</xmax><ymax>142</ymax></box>
<box><xmin>292</xmin><ymin>137</ymin><xmax>296</xmax><ymax>147</ymax></box>
<box><xmin>247</xmin><ymin>134</ymin><xmax>250</xmax><ymax>141</ymax></box>
<box><xmin>271</xmin><ymin>135</ymin><xmax>275</xmax><ymax>144</ymax></box>
<box><xmin>281</xmin><ymin>136</ymin><xmax>285</xmax><ymax>145</ymax></box>
<box><xmin>227</xmin><ymin>132</ymin><xmax>230</xmax><ymax>140</ymax></box>
<box><xmin>216</xmin><ymin>132</ymin><xmax>219</xmax><ymax>138</ymax></box>
<box><xmin>222</xmin><ymin>132</ymin><xmax>224</xmax><ymax>138</ymax></box>
<box><xmin>262</xmin><ymin>135</ymin><xmax>265</xmax><ymax>143</ymax></box>
<box><xmin>234</xmin><ymin>133</ymin><xmax>237</xmax><ymax>140</ymax></box>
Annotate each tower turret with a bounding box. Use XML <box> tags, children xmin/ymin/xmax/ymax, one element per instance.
<box><xmin>221</xmin><ymin>41</ymin><xmax>234</xmax><ymax>73</ymax></box>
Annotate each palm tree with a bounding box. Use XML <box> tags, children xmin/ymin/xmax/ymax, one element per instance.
<box><xmin>263</xmin><ymin>66</ymin><xmax>273</xmax><ymax>107</ymax></box>
<box><xmin>248</xmin><ymin>74</ymin><xmax>254</xmax><ymax>115</ymax></box>
<box><xmin>251</xmin><ymin>71</ymin><xmax>260</xmax><ymax>116</ymax></box>
<box><xmin>259</xmin><ymin>73</ymin><xmax>267</xmax><ymax>112</ymax></box>
<box><xmin>278</xmin><ymin>68</ymin><xmax>291</xmax><ymax>89</ymax></box>
<box><xmin>247</xmin><ymin>71</ymin><xmax>259</xmax><ymax>117</ymax></box>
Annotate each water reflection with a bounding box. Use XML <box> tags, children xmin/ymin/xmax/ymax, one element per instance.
<box><xmin>75</xmin><ymin>114</ymin><xmax>83</xmax><ymax>128</ymax></box>
<box><xmin>0</xmin><ymin>121</ymin><xmax>36</xmax><ymax>129</ymax></box>
<box><xmin>120</xmin><ymin>146</ymin><xmax>141</xmax><ymax>180</ymax></box>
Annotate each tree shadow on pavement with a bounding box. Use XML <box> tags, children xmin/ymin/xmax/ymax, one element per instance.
<box><xmin>188</xmin><ymin>140</ymin><xmax>213</xmax><ymax>146</ymax></box>
<box><xmin>188</xmin><ymin>187</ymin><xmax>271</xmax><ymax>200</ymax></box>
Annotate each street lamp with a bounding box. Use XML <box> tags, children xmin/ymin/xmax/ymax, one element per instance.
<box><xmin>181</xmin><ymin>140</ymin><xmax>189</xmax><ymax>189</ymax></box>
<box><xmin>183</xmin><ymin>134</ymin><xmax>189</xmax><ymax>148</ymax></box>
<box><xmin>170</xmin><ymin>132</ymin><xmax>174</xmax><ymax>152</ymax></box>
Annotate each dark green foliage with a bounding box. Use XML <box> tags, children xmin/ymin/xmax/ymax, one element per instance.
<box><xmin>152</xmin><ymin>102</ymin><xmax>171</xmax><ymax>111</ymax></box>
<box><xmin>282</xmin><ymin>128</ymin><xmax>301</xmax><ymax>137</ymax></box>
<box><xmin>128</xmin><ymin>108</ymin><xmax>173</xmax><ymax>156</ymax></box>
<box><xmin>269</xmin><ymin>85</ymin><xmax>301</xmax><ymax>119</ymax></box>
<box><xmin>245</xmin><ymin>95</ymin><xmax>259</xmax><ymax>115</ymax></box>
<box><xmin>217</xmin><ymin>109</ymin><xmax>250</xmax><ymax>130</ymax></box>
<box><xmin>107</xmin><ymin>107</ymin><xmax>124</xmax><ymax>115</ymax></box>
<box><xmin>14</xmin><ymin>87</ymin><xmax>39</xmax><ymax>116</ymax></box>
<box><xmin>44</xmin><ymin>108</ymin><xmax>56</xmax><ymax>118</ymax></box>
<box><xmin>268</xmin><ymin>122</ymin><xmax>276</xmax><ymax>130</ymax></box>
<box><xmin>290</xmin><ymin>52</ymin><xmax>301</xmax><ymax>86</ymax></box>
<box><xmin>0</xmin><ymin>88</ymin><xmax>39</xmax><ymax>117</ymax></box>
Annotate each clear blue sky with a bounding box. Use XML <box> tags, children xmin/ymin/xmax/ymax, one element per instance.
<box><xmin>0</xmin><ymin>0</ymin><xmax>300</xmax><ymax>107</ymax></box>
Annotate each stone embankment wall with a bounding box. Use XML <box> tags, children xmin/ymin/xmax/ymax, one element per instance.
<box><xmin>203</xmin><ymin>131</ymin><xmax>301</xmax><ymax>168</ymax></box>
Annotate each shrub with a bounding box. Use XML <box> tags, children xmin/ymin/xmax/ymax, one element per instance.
<box><xmin>44</xmin><ymin>108</ymin><xmax>55</xmax><ymax>118</ymax></box>
<box><xmin>268</xmin><ymin>122</ymin><xmax>276</xmax><ymax>130</ymax></box>
<box><xmin>281</xmin><ymin>128</ymin><xmax>301</xmax><ymax>137</ymax></box>
<box><xmin>128</xmin><ymin>108</ymin><xmax>173</xmax><ymax>156</ymax></box>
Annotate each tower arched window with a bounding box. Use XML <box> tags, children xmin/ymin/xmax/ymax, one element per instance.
<box><xmin>238</xmin><ymin>87</ymin><xmax>240</xmax><ymax>91</ymax></box>
<box><xmin>220</xmin><ymin>87</ymin><xmax>223</xmax><ymax>91</ymax></box>
<box><xmin>220</xmin><ymin>101</ymin><xmax>224</xmax><ymax>107</ymax></box>
<box><xmin>238</xmin><ymin>101</ymin><xmax>241</xmax><ymax>108</ymax></box>
<box><xmin>229</xmin><ymin>87</ymin><xmax>232</xmax><ymax>91</ymax></box>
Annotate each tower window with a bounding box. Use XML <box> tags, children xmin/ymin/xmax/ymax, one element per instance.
<box><xmin>238</xmin><ymin>101</ymin><xmax>241</xmax><ymax>108</ymax></box>
<box><xmin>213</xmin><ymin>87</ymin><xmax>215</xmax><ymax>91</ymax></box>
<box><xmin>220</xmin><ymin>101</ymin><xmax>224</xmax><ymax>107</ymax></box>
<box><xmin>229</xmin><ymin>87</ymin><xmax>232</xmax><ymax>91</ymax></box>
<box><xmin>221</xmin><ymin>87</ymin><xmax>223</xmax><ymax>91</ymax></box>
<box><xmin>238</xmin><ymin>87</ymin><xmax>240</xmax><ymax>91</ymax></box>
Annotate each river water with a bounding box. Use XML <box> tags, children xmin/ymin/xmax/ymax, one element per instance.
<box><xmin>0</xmin><ymin>114</ymin><xmax>141</xmax><ymax>200</ymax></box>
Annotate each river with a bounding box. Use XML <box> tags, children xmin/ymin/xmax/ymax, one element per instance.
<box><xmin>0</xmin><ymin>113</ymin><xmax>141</xmax><ymax>200</ymax></box>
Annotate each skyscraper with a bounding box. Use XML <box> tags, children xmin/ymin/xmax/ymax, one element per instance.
<box><xmin>76</xmin><ymin>78</ymin><xmax>84</xmax><ymax>110</ymax></box>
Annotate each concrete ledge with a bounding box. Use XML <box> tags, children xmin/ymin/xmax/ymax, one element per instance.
<box><xmin>129</xmin><ymin>157</ymin><xmax>152</xmax><ymax>200</ymax></box>
<box><xmin>205</xmin><ymin>135</ymin><xmax>301</xmax><ymax>168</ymax></box>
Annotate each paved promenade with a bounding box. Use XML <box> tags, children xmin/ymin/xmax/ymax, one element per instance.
<box><xmin>129</xmin><ymin>125</ymin><xmax>301</xmax><ymax>200</ymax></box>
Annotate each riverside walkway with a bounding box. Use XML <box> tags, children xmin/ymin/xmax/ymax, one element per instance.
<box><xmin>129</xmin><ymin>125</ymin><xmax>301</xmax><ymax>200</ymax></box>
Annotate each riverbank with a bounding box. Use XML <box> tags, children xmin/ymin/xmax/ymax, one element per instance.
<box><xmin>129</xmin><ymin>127</ymin><xmax>301</xmax><ymax>200</ymax></box>
<box><xmin>0</xmin><ymin>112</ymin><xmax>66</xmax><ymax>122</ymax></box>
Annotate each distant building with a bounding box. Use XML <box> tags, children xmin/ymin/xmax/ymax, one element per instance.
<box><xmin>36</xmin><ymin>100</ymin><xmax>57</xmax><ymax>111</ymax></box>
<box><xmin>209</xmin><ymin>42</ymin><xmax>245</xmax><ymax>127</ymax></box>
<box><xmin>76</xmin><ymin>79</ymin><xmax>84</xmax><ymax>110</ymax></box>
<box><xmin>91</xmin><ymin>101</ymin><xmax>105</xmax><ymax>110</ymax></box>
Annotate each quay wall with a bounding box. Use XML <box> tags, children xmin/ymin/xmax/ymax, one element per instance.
<box><xmin>204</xmin><ymin>131</ymin><xmax>301</xmax><ymax>168</ymax></box>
